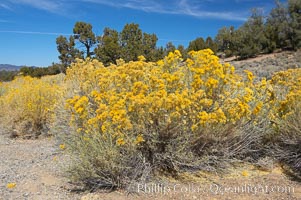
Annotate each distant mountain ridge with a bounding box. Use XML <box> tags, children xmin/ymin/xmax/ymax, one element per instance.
<box><xmin>0</xmin><ymin>64</ymin><xmax>37</xmax><ymax>71</ymax></box>
<box><xmin>0</xmin><ymin>64</ymin><xmax>22</xmax><ymax>71</ymax></box>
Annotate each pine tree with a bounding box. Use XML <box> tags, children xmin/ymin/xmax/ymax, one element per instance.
<box><xmin>73</xmin><ymin>21</ymin><xmax>97</xmax><ymax>58</ymax></box>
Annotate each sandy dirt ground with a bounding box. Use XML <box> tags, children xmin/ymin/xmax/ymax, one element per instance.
<box><xmin>0</xmin><ymin>132</ymin><xmax>300</xmax><ymax>200</ymax></box>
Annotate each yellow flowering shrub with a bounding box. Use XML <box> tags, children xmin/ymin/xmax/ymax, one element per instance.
<box><xmin>0</xmin><ymin>81</ymin><xmax>4</xmax><ymax>96</ymax></box>
<box><xmin>0</xmin><ymin>81</ymin><xmax>5</xmax><ymax>112</ymax></box>
<box><xmin>0</xmin><ymin>76</ymin><xmax>61</xmax><ymax>138</ymax></box>
<box><xmin>62</xmin><ymin>49</ymin><xmax>271</xmax><ymax>188</ymax></box>
<box><xmin>65</xmin><ymin>50</ymin><xmax>259</xmax><ymax>143</ymax></box>
<box><xmin>268</xmin><ymin>69</ymin><xmax>301</xmax><ymax>120</ymax></box>
<box><xmin>266</xmin><ymin>68</ymin><xmax>301</xmax><ymax>175</ymax></box>
<box><xmin>0</xmin><ymin>50</ymin><xmax>298</xmax><ymax>187</ymax></box>
<box><xmin>57</xmin><ymin>48</ymin><xmax>301</xmax><ymax>188</ymax></box>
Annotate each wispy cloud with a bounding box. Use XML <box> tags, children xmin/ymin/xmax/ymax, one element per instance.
<box><xmin>178</xmin><ymin>0</ymin><xmax>247</xmax><ymax>21</ymax></box>
<box><xmin>83</xmin><ymin>0</ymin><xmax>247</xmax><ymax>21</ymax></box>
<box><xmin>3</xmin><ymin>0</ymin><xmax>248</xmax><ymax>21</ymax></box>
<box><xmin>0</xmin><ymin>30</ymin><xmax>72</xmax><ymax>36</ymax></box>
<box><xmin>6</xmin><ymin>0</ymin><xmax>65</xmax><ymax>13</ymax></box>
<box><xmin>0</xmin><ymin>3</ymin><xmax>13</xmax><ymax>11</ymax></box>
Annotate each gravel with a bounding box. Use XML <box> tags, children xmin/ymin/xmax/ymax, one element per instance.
<box><xmin>0</xmin><ymin>130</ymin><xmax>81</xmax><ymax>200</ymax></box>
<box><xmin>1</xmin><ymin>128</ymin><xmax>301</xmax><ymax>200</ymax></box>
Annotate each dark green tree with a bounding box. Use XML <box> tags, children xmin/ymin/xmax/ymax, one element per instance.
<box><xmin>234</xmin><ymin>9</ymin><xmax>268</xmax><ymax>58</ymax></box>
<box><xmin>73</xmin><ymin>21</ymin><xmax>97</xmax><ymax>58</ymax></box>
<box><xmin>266</xmin><ymin>0</ymin><xmax>292</xmax><ymax>49</ymax></box>
<box><xmin>56</xmin><ymin>35</ymin><xmax>82</xmax><ymax>72</ymax></box>
<box><xmin>154</xmin><ymin>46</ymin><xmax>165</xmax><ymax>61</ymax></box>
<box><xmin>95</xmin><ymin>23</ymin><xmax>161</xmax><ymax>64</ymax></box>
<box><xmin>20</xmin><ymin>67</ymin><xmax>35</xmax><ymax>76</ymax></box>
<box><xmin>0</xmin><ymin>70</ymin><xmax>18</xmax><ymax>81</ymax></box>
<box><xmin>164</xmin><ymin>42</ymin><xmax>176</xmax><ymax>56</ymax></box>
<box><xmin>47</xmin><ymin>63</ymin><xmax>63</xmax><ymax>75</ymax></box>
<box><xmin>142</xmin><ymin>33</ymin><xmax>158</xmax><ymax>61</ymax></box>
<box><xmin>95</xmin><ymin>28</ymin><xmax>121</xmax><ymax>65</ymax></box>
<box><xmin>187</xmin><ymin>37</ymin><xmax>206</xmax><ymax>52</ymax></box>
<box><xmin>263</xmin><ymin>22</ymin><xmax>277</xmax><ymax>53</ymax></box>
<box><xmin>215</xmin><ymin>26</ymin><xmax>236</xmax><ymax>57</ymax></box>
<box><xmin>120</xmin><ymin>23</ymin><xmax>143</xmax><ymax>62</ymax></box>
<box><xmin>205</xmin><ymin>36</ymin><xmax>218</xmax><ymax>53</ymax></box>
<box><xmin>288</xmin><ymin>0</ymin><xmax>301</xmax><ymax>49</ymax></box>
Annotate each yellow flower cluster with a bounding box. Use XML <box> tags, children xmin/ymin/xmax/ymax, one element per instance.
<box><xmin>268</xmin><ymin>68</ymin><xmax>301</xmax><ymax>120</ymax></box>
<box><xmin>59</xmin><ymin>144</ymin><xmax>66</xmax><ymax>150</ymax></box>
<box><xmin>6</xmin><ymin>182</ymin><xmax>16</xmax><ymax>189</ymax></box>
<box><xmin>0</xmin><ymin>76</ymin><xmax>61</xmax><ymax>136</ymax></box>
<box><xmin>65</xmin><ymin>49</ymin><xmax>263</xmax><ymax>146</ymax></box>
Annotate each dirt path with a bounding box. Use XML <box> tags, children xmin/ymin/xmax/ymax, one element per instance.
<box><xmin>0</xmin><ymin>132</ymin><xmax>301</xmax><ymax>200</ymax></box>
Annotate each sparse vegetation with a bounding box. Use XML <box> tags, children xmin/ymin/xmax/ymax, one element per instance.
<box><xmin>231</xmin><ymin>50</ymin><xmax>301</xmax><ymax>80</ymax></box>
<box><xmin>0</xmin><ymin>70</ymin><xmax>19</xmax><ymax>82</ymax></box>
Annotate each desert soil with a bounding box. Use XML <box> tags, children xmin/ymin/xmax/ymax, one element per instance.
<box><xmin>0</xmin><ymin>132</ymin><xmax>81</xmax><ymax>200</ymax></box>
<box><xmin>0</xmin><ymin>131</ymin><xmax>300</xmax><ymax>200</ymax></box>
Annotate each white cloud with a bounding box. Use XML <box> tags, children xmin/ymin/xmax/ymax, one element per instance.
<box><xmin>7</xmin><ymin>0</ymin><xmax>65</xmax><ymax>13</ymax></box>
<box><xmin>178</xmin><ymin>0</ymin><xmax>247</xmax><ymax>21</ymax></box>
<box><xmin>0</xmin><ymin>3</ymin><xmax>13</xmax><ymax>10</ymax></box>
<box><xmin>4</xmin><ymin>0</ymin><xmax>248</xmax><ymax>21</ymax></box>
<box><xmin>83</xmin><ymin>0</ymin><xmax>247</xmax><ymax>21</ymax></box>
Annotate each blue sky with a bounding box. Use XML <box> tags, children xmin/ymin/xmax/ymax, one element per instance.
<box><xmin>0</xmin><ymin>0</ymin><xmax>278</xmax><ymax>67</ymax></box>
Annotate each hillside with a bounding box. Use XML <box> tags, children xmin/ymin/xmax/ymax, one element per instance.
<box><xmin>0</xmin><ymin>64</ymin><xmax>39</xmax><ymax>72</ymax></box>
<box><xmin>0</xmin><ymin>64</ymin><xmax>21</xmax><ymax>71</ymax></box>
<box><xmin>229</xmin><ymin>50</ymin><xmax>301</xmax><ymax>80</ymax></box>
